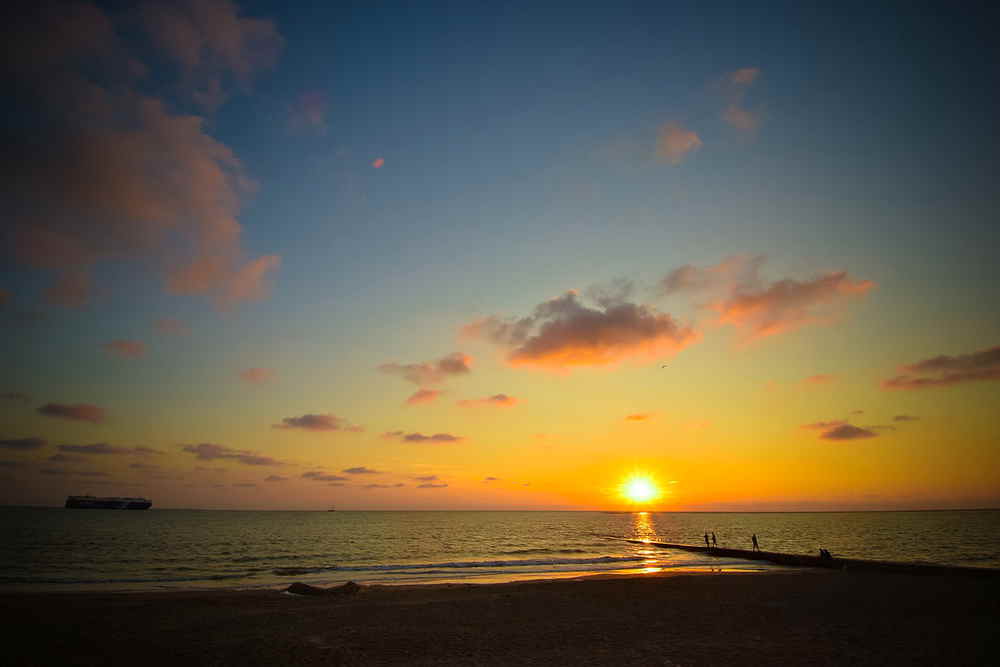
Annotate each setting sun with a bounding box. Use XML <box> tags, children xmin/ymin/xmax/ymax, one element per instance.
<box><xmin>622</xmin><ymin>476</ymin><xmax>660</xmax><ymax>504</ymax></box>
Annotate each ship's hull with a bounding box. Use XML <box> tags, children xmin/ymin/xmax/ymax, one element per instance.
<box><xmin>65</xmin><ymin>496</ymin><xmax>152</xmax><ymax>510</ymax></box>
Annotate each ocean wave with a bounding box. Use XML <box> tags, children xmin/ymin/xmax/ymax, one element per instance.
<box><xmin>496</xmin><ymin>548</ymin><xmax>588</xmax><ymax>555</ymax></box>
<box><xmin>272</xmin><ymin>555</ymin><xmax>645</xmax><ymax>576</ymax></box>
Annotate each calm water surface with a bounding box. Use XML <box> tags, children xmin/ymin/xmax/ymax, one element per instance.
<box><xmin>1</xmin><ymin>509</ymin><xmax>997</xmax><ymax>591</ymax></box>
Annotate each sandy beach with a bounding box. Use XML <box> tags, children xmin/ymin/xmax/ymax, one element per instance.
<box><xmin>3</xmin><ymin>569</ymin><xmax>997</xmax><ymax>666</ymax></box>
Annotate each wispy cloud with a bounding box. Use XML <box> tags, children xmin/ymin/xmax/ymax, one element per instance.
<box><xmin>59</xmin><ymin>443</ymin><xmax>162</xmax><ymax>456</ymax></box>
<box><xmin>624</xmin><ymin>413</ymin><xmax>654</xmax><ymax>421</ymax></box>
<box><xmin>0</xmin><ymin>437</ymin><xmax>46</xmax><ymax>451</ymax></box>
<box><xmin>819</xmin><ymin>424</ymin><xmax>878</xmax><ymax>440</ymax></box>
<box><xmin>406</xmin><ymin>389</ymin><xmax>441</xmax><ymax>405</ymax></box>
<box><xmin>717</xmin><ymin>68</ymin><xmax>762</xmax><ymax>132</ymax></box>
<box><xmin>302</xmin><ymin>471</ymin><xmax>348</xmax><ymax>481</ymax></box>
<box><xmin>457</xmin><ymin>394</ymin><xmax>519</xmax><ymax>408</ymax></box>
<box><xmin>413</xmin><ymin>475</ymin><xmax>439</xmax><ymax>482</ymax></box>
<box><xmin>181</xmin><ymin>443</ymin><xmax>284</xmax><ymax>466</ymax></box>
<box><xmin>38</xmin><ymin>403</ymin><xmax>106</xmax><ymax>423</ymax></box>
<box><xmin>803</xmin><ymin>374</ymin><xmax>836</xmax><ymax>385</ymax></box>
<box><xmin>893</xmin><ymin>414</ymin><xmax>920</xmax><ymax>422</ymax></box>
<box><xmin>154</xmin><ymin>318</ymin><xmax>190</xmax><ymax>335</ymax></box>
<box><xmin>364</xmin><ymin>483</ymin><xmax>404</xmax><ymax>489</ymax></box>
<box><xmin>417</xmin><ymin>482</ymin><xmax>448</xmax><ymax>489</ymax></box>
<box><xmin>240</xmin><ymin>368</ymin><xmax>274</xmax><ymax>384</ymax></box>
<box><xmin>379</xmin><ymin>353</ymin><xmax>472</xmax><ymax>387</ymax></box>
<box><xmin>882</xmin><ymin>345</ymin><xmax>1000</xmax><ymax>390</ymax></box>
<box><xmin>463</xmin><ymin>290</ymin><xmax>698</xmax><ymax>371</ymax></box>
<box><xmin>383</xmin><ymin>431</ymin><xmax>464</xmax><ymax>444</ymax></box>
<box><xmin>273</xmin><ymin>413</ymin><xmax>363</xmax><ymax>432</ymax></box>
<box><xmin>656</xmin><ymin>122</ymin><xmax>702</xmax><ymax>165</ymax></box>
<box><xmin>265</xmin><ymin>475</ymin><xmax>287</xmax><ymax>482</ymax></box>
<box><xmin>288</xmin><ymin>91</ymin><xmax>328</xmax><ymax>134</ymax></box>
<box><xmin>662</xmin><ymin>256</ymin><xmax>874</xmax><ymax>341</ymax></box>
<box><xmin>102</xmin><ymin>340</ymin><xmax>146</xmax><ymax>359</ymax></box>
<box><xmin>343</xmin><ymin>466</ymin><xmax>379</xmax><ymax>475</ymax></box>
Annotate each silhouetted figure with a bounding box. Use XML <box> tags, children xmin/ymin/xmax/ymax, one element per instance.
<box><xmin>704</xmin><ymin>532</ymin><xmax>710</xmax><ymax>549</ymax></box>
<box><xmin>711</xmin><ymin>532</ymin><xmax>717</xmax><ymax>549</ymax></box>
<box><xmin>751</xmin><ymin>533</ymin><xmax>759</xmax><ymax>552</ymax></box>
<box><xmin>819</xmin><ymin>548</ymin><xmax>832</xmax><ymax>561</ymax></box>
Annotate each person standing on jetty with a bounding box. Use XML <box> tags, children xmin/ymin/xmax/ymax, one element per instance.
<box><xmin>751</xmin><ymin>533</ymin><xmax>760</xmax><ymax>551</ymax></box>
<box><xmin>711</xmin><ymin>533</ymin><xmax>717</xmax><ymax>549</ymax></box>
<box><xmin>704</xmin><ymin>532</ymin><xmax>710</xmax><ymax>549</ymax></box>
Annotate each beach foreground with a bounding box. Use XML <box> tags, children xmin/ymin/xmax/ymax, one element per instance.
<box><xmin>3</xmin><ymin>571</ymin><xmax>997</xmax><ymax>666</ymax></box>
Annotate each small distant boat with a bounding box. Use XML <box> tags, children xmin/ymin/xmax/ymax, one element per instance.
<box><xmin>65</xmin><ymin>495</ymin><xmax>152</xmax><ymax>510</ymax></box>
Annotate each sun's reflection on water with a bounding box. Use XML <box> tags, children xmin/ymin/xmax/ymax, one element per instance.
<box><xmin>632</xmin><ymin>511</ymin><xmax>659</xmax><ymax>543</ymax></box>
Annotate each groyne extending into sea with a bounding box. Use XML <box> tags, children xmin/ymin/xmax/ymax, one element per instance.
<box><xmin>623</xmin><ymin>539</ymin><xmax>1000</xmax><ymax>577</ymax></box>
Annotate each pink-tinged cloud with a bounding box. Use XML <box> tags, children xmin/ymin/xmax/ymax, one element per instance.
<box><xmin>624</xmin><ymin>413</ymin><xmax>654</xmax><ymax>421</ymax></box>
<box><xmin>803</xmin><ymin>374</ymin><xmax>835</xmax><ymax>385</ymax></box>
<box><xmin>664</xmin><ymin>256</ymin><xmax>874</xmax><ymax>340</ymax></box>
<box><xmin>819</xmin><ymin>424</ymin><xmax>878</xmax><ymax>440</ymax></box>
<box><xmin>457</xmin><ymin>394</ymin><xmax>519</xmax><ymax>408</ymax></box>
<box><xmin>373</xmin><ymin>157</ymin><xmax>385</xmax><ymax>168</ymax></box>
<box><xmin>801</xmin><ymin>420</ymin><xmax>847</xmax><ymax>431</ymax></box>
<box><xmin>240</xmin><ymin>367</ymin><xmax>274</xmax><ymax>384</ymax></box>
<box><xmin>463</xmin><ymin>291</ymin><xmax>699</xmax><ymax>371</ymax></box>
<box><xmin>406</xmin><ymin>389</ymin><xmax>441</xmax><ymax>405</ymax></box>
<box><xmin>722</xmin><ymin>105</ymin><xmax>760</xmax><ymax>131</ymax></box>
<box><xmin>216</xmin><ymin>255</ymin><xmax>281</xmax><ymax>309</ymax></box>
<box><xmin>37</xmin><ymin>403</ymin><xmax>105</xmax><ymax>423</ymax></box>
<box><xmin>0</xmin><ymin>437</ymin><xmax>46</xmax><ymax>451</ymax></box>
<box><xmin>181</xmin><ymin>443</ymin><xmax>284</xmax><ymax>466</ymax></box>
<box><xmin>656</xmin><ymin>122</ymin><xmax>702</xmax><ymax>165</ymax></box>
<box><xmin>137</xmin><ymin>0</ymin><xmax>284</xmax><ymax>110</ymax></box>
<box><xmin>102</xmin><ymin>340</ymin><xmax>146</xmax><ymax>359</ymax></box>
<box><xmin>881</xmin><ymin>345</ymin><xmax>1000</xmax><ymax>390</ymax></box>
<box><xmin>383</xmin><ymin>431</ymin><xmax>464</xmax><ymax>444</ymax></box>
<box><xmin>714</xmin><ymin>273</ymin><xmax>874</xmax><ymax>340</ymax></box>
<box><xmin>728</xmin><ymin>67</ymin><xmax>760</xmax><ymax>86</ymax></box>
<box><xmin>154</xmin><ymin>318</ymin><xmax>190</xmax><ymax>335</ymax></box>
<box><xmin>379</xmin><ymin>352</ymin><xmax>473</xmax><ymax>386</ymax></box>
<box><xmin>6</xmin><ymin>5</ymin><xmax>281</xmax><ymax>311</ymax></box>
<box><xmin>302</xmin><ymin>471</ymin><xmax>349</xmax><ymax>482</ymax></box>
<box><xmin>288</xmin><ymin>91</ymin><xmax>328</xmax><ymax>134</ymax></box>
<box><xmin>273</xmin><ymin>413</ymin><xmax>363</xmax><ymax>432</ymax></box>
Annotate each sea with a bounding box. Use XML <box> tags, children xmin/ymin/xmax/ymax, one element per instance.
<box><xmin>1</xmin><ymin>508</ymin><xmax>998</xmax><ymax>592</ymax></box>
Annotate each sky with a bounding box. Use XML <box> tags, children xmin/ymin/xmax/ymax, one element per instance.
<box><xmin>1</xmin><ymin>0</ymin><xmax>998</xmax><ymax>510</ymax></box>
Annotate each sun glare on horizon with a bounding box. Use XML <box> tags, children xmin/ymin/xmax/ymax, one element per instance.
<box><xmin>621</xmin><ymin>476</ymin><xmax>660</xmax><ymax>504</ymax></box>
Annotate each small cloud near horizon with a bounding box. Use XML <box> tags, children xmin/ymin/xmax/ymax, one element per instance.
<box><xmin>406</xmin><ymin>388</ymin><xmax>441</xmax><ymax>405</ymax></box>
<box><xmin>803</xmin><ymin>374</ymin><xmax>835</xmax><ymax>385</ymax></box>
<box><xmin>343</xmin><ymin>466</ymin><xmax>379</xmax><ymax>475</ymax></box>
<box><xmin>882</xmin><ymin>345</ymin><xmax>1000</xmax><ymax>390</ymax></box>
<box><xmin>457</xmin><ymin>394</ymin><xmax>518</xmax><ymax>407</ymax></box>
<box><xmin>240</xmin><ymin>368</ymin><xmax>275</xmax><ymax>384</ymax></box>
<box><xmin>624</xmin><ymin>413</ymin><xmax>654</xmax><ymax>422</ymax></box>
<box><xmin>383</xmin><ymin>431</ymin><xmax>464</xmax><ymax>444</ymax></box>
<box><xmin>1</xmin><ymin>437</ymin><xmax>46</xmax><ymax>451</ymax></box>
<box><xmin>38</xmin><ymin>403</ymin><xmax>105</xmax><ymax>423</ymax></box>
<box><xmin>273</xmin><ymin>413</ymin><xmax>363</xmax><ymax>432</ymax></box>
<box><xmin>302</xmin><ymin>471</ymin><xmax>348</xmax><ymax>481</ymax></box>
<box><xmin>893</xmin><ymin>415</ymin><xmax>920</xmax><ymax>422</ymax></box>
<box><xmin>181</xmin><ymin>443</ymin><xmax>284</xmax><ymax>466</ymax></box>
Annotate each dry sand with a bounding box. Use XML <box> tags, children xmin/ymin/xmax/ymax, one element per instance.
<box><xmin>3</xmin><ymin>570</ymin><xmax>998</xmax><ymax>665</ymax></box>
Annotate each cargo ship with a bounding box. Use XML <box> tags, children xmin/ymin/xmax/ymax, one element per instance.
<box><xmin>65</xmin><ymin>495</ymin><xmax>152</xmax><ymax>510</ymax></box>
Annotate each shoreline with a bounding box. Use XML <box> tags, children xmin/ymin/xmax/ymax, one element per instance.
<box><xmin>3</xmin><ymin>568</ymin><xmax>996</xmax><ymax>665</ymax></box>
